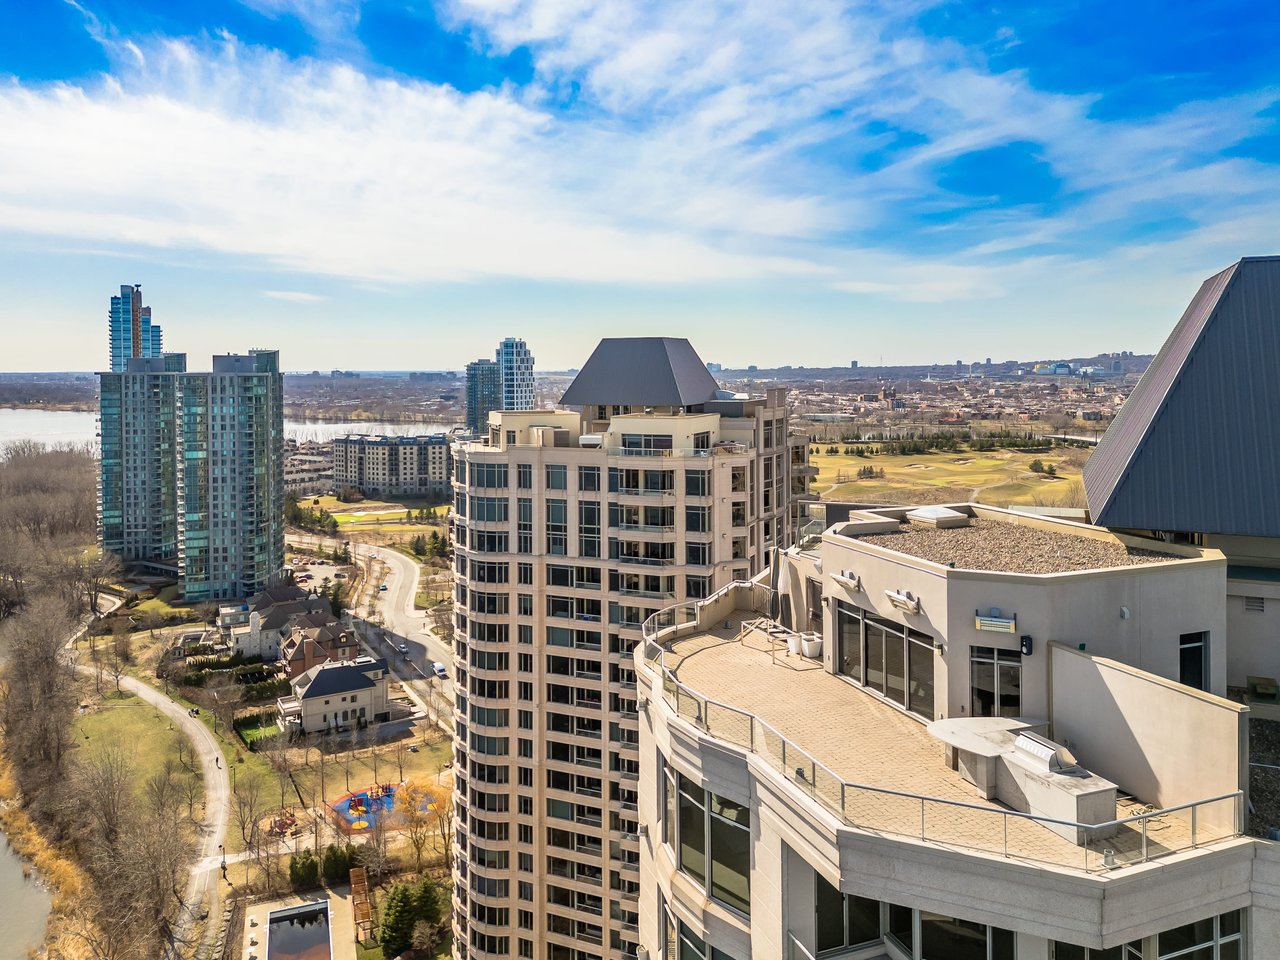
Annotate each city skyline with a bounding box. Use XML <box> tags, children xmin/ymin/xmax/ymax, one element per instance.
<box><xmin>1</xmin><ymin>2</ymin><xmax>1278</xmax><ymax>370</ymax></box>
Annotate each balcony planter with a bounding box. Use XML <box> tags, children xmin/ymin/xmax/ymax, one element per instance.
<box><xmin>786</xmin><ymin>633</ymin><xmax>803</xmax><ymax>656</ymax></box>
<box><xmin>801</xmin><ymin>635</ymin><xmax>823</xmax><ymax>659</ymax></box>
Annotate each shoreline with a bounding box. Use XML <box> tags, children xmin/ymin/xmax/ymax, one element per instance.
<box><xmin>0</xmin><ymin>746</ymin><xmax>88</xmax><ymax>958</ymax></box>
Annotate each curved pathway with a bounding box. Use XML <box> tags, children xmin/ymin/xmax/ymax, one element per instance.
<box><xmin>72</xmin><ymin>598</ymin><xmax>231</xmax><ymax>956</ymax></box>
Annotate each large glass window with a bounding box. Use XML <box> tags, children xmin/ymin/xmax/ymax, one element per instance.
<box><xmin>836</xmin><ymin>600</ymin><xmax>862</xmax><ymax>683</ymax></box>
<box><xmin>815</xmin><ymin>875</ymin><xmax>880</xmax><ymax>954</ymax></box>
<box><xmin>546</xmin><ymin>464</ymin><xmax>567</xmax><ymax>490</ymax></box>
<box><xmin>685</xmin><ymin>469</ymin><xmax>709</xmax><ymax>496</ymax></box>
<box><xmin>671</xmin><ymin>769</ymin><xmax>752</xmax><ymax>915</ymax></box>
<box><xmin>677</xmin><ymin>775</ymin><xmax>706</xmax><ymax>884</ymax></box>
<box><xmin>708</xmin><ymin>795</ymin><xmax>750</xmax><ymax>914</ymax></box>
<box><xmin>1158</xmin><ymin>909</ymin><xmax>1241</xmax><ymax>959</ymax></box>
<box><xmin>836</xmin><ymin>602</ymin><xmax>934</xmax><ymax>719</ymax></box>
<box><xmin>971</xmin><ymin>647</ymin><xmax>1022</xmax><ymax>718</ymax></box>
<box><xmin>888</xmin><ymin>904</ymin><xmax>913</xmax><ymax>954</ymax></box>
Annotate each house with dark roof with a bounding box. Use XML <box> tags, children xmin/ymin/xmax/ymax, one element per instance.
<box><xmin>277</xmin><ymin>655</ymin><xmax>390</xmax><ymax>734</ymax></box>
<box><xmin>279</xmin><ymin>611</ymin><xmax>358</xmax><ymax>677</ymax></box>
<box><xmin>1083</xmin><ymin>255</ymin><xmax>1280</xmax><ymax>687</ymax></box>
<box><xmin>224</xmin><ymin>583</ymin><xmax>330</xmax><ymax>660</ymax></box>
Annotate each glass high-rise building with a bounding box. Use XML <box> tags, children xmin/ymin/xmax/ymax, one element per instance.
<box><xmin>497</xmin><ymin>337</ymin><xmax>535</xmax><ymax>411</ymax></box>
<box><xmin>98</xmin><ymin>348</ymin><xmax>285</xmax><ymax>600</ymax></box>
<box><xmin>108</xmin><ymin>284</ymin><xmax>163</xmax><ymax>372</ymax></box>
<box><xmin>466</xmin><ymin>358</ymin><xmax>502</xmax><ymax>434</ymax></box>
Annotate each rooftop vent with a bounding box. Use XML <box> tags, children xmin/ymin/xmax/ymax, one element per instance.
<box><xmin>906</xmin><ymin>505</ymin><xmax>970</xmax><ymax>529</ymax></box>
<box><xmin>579</xmin><ymin>433</ymin><xmax>603</xmax><ymax>448</ymax></box>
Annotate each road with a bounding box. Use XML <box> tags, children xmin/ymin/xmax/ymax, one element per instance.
<box><xmin>71</xmin><ymin>598</ymin><xmax>231</xmax><ymax>955</ymax></box>
<box><xmin>287</xmin><ymin>534</ymin><xmax>454</xmax><ymax>721</ymax></box>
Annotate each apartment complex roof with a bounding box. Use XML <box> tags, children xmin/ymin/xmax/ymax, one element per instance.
<box><xmin>1084</xmin><ymin>256</ymin><xmax>1280</xmax><ymax>537</ymax></box>
<box><xmin>560</xmin><ymin>337</ymin><xmax>721</xmax><ymax>408</ymax></box>
<box><xmin>849</xmin><ymin>517</ymin><xmax>1176</xmax><ymax>574</ymax></box>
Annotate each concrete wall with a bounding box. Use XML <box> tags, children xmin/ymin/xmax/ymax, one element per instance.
<box><xmin>1049</xmin><ymin>642</ymin><xmax>1247</xmax><ymax>830</ymax></box>
<box><xmin>1226</xmin><ymin>578</ymin><xmax>1280</xmax><ymax>687</ymax></box>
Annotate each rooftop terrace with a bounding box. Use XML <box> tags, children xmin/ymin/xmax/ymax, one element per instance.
<box><xmin>839</xmin><ymin>510</ymin><xmax>1180</xmax><ymax>574</ymax></box>
<box><xmin>640</xmin><ymin>584</ymin><xmax>1242</xmax><ymax>874</ymax></box>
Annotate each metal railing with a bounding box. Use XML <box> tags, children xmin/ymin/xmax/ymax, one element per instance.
<box><xmin>605</xmin><ymin>443</ymin><xmax>750</xmax><ymax>458</ymax></box>
<box><xmin>639</xmin><ymin>583</ymin><xmax>1245</xmax><ymax>874</ymax></box>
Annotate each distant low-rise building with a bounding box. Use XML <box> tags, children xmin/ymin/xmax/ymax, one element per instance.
<box><xmin>332</xmin><ymin>434</ymin><xmax>450</xmax><ymax>499</ymax></box>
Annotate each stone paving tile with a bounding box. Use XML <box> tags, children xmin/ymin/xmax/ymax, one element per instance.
<box><xmin>663</xmin><ymin>621</ymin><xmax>1206</xmax><ymax>872</ymax></box>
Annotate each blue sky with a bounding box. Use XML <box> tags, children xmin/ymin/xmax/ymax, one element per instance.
<box><xmin>1</xmin><ymin>0</ymin><xmax>1278</xmax><ymax>372</ymax></box>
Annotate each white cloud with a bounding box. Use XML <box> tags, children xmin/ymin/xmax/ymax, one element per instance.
<box><xmin>263</xmin><ymin>289</ymin><xmax>328</xmax><ymax>301</ymax></box>
<box><xmin>0</xmin><ymin>0</ymin><xmax>1276</xmax><ymax>311</ymax></box>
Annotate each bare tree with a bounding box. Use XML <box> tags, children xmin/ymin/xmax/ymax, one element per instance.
<box><xmin>431</xmin><ymin>779</ymin><xmax>455</xmax><ymax>867</ymax></box>
<box><xmin>76</xmin><ymin>743</ymin><xmax>136</xmax><ymax>847</ymax></box>
<box><xmin>233</xmin><ymin>769</ymin><xmax>267</xmax><ymax>847</ymax></box>
<box><xmin>394</xmin><ymin>738</ymin><xmax>408</xmax><ymax>781</ymax></box>
<box><xmin>77</xmin><ymin>549</ymin><xmax>123</xmax><ymax>617</ymax></box>
<box><xmin>178</xmin><ymin>769</ymin><xmax>202</xmax><ymax>821</ymax></box>
<box><xmin>144</xmin><ymin>757</ymin><xmax>181</xmax><ymax>822</ymax></box>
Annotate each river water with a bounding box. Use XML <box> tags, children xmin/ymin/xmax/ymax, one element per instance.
<box><xmin>0</xmin><ymin>839</ymin><xmax>50</xmax><ymax>960</ymax></box>
<box><xmin>0</xmin><ymin>408</ymin><xmax>461</xmax><ymax>447</ymax></box>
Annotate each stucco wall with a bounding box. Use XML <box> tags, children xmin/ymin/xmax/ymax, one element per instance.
<box><xmin>1049</xmin><ymin>642</ymin><xmax>1246</xmax><ymax>832</ymax></box>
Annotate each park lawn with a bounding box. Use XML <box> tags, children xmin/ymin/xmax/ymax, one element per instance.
<box><xmin>810</xmin><ymin>448</ymin><xmax>1083</xmax><ymax>506</ymax></box>
<box><xmin>73</xmin><ymin>690</ymin><xmax>199</xmax><ymax>793</ymax></box>
<box><xmin>134</xmin><ymin>583</ymin><xmax>197</xmax><ymax>619</ymax></box>
<box><xmin>289</xmin><ymin>732</ymin><xmax>454</xmax><ymax>811</ymax></box>
<box><xmin>307</xmin><ymin>494</ymin><xmax>447</xmax><ymax>517</ymax></box>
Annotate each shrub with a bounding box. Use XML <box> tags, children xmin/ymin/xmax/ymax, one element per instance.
<box><xmin>289</xmin><ymin>849</ymin><xmax>319</xmax><ymax>889</ymax></box>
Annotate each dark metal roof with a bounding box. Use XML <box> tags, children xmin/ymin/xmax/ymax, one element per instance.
<box><xmin>296</xmin><ymin>658</ymin><xmax>386</xmax><ymax>699</ymax></box>
<box><xmin>559</xmin><ymin>338</ymin><xmax>720</xmax><ymax>408</ymax></box>
<box><xmin>1084</xmin><ymin>256</ymin><xmax>1280</xmax><ymax>536</ymax></box>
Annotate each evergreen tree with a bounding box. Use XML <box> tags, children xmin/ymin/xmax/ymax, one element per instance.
<box><xmin>380</xmin><ymin>883</ymin><xmax>416</xmax><ymax>958</ymax></box>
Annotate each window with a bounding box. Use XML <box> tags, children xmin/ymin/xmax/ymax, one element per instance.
<box><xmin>921</xmin><ymin>912</ymin><xmax>1013</xmax><ymax>960</ymax></box>
<box><xmin>685</xmin><ymin>469</ymin><xmax>709</xmax><ymax>496</ymax></box>
<box><xmin>687</xmin><ymin>542</ymin><xmax>710</xmax><ymax>566</ymax></box>
<box><xmin>971</xmin><ymin>646</ymin><xmax>1021</xmax><ymax>719</ymax></box>
<box><xmin>580</xmin><ymin>500</ymin><xmax>601</xmax><ymax>558</ymax></box>
<box><xmin>708</xmin><ymin>794</ymin><xmax>750</xmax><ymax>914</ymax></box>
<box><xmin>546</xmin><ymin>464</ymin><xmax>567</xmax><ymax>489</ymax></box>
<box><xmin>836</xmin><ymin>601</ymin><xmax>935</xmax><ymax>719</ymax></box>
<box><xmin>579</xmin><ymin>466</ymin><xmax>600</xmax><ymax>491</ymax></box>
<box><xmin>1053</xmin><ymin>944</ymin><xmax>1142</xmax><ymax>960</ymax></box>
<box><xmin>815</xmin><ymin>876</ymin><xmax>880</xmax><ymax>954</ymax></box>
<box><xmin>693</xmin><ymin>431</ymin><xmax>711</xmax><ymax>450</ymax></box>
<box><xmin>1180</xmin><ymin>632</ymin><xmax>1209</xmax><ymax>691</ymax></box>
<box><xmin>517</xmin><ymin>562</ymin><xmax>533</xmax><ymax>585</ymax></box>
<box><xmin>621</xmin><ymin>434</ymin><xmax>673</xmax><ymax>451</ymax></box>
<box><xmin>672</xmin><ymin>772</ymin><xmax>751</xmax><ymax>915</ymax></box>
<box><xmin>471</xmin><ymin>463</ymin><xmax>508</xmax><ymax>488</ymax></box>
<box><xmin>685</xmin><ymin>505</ymin><xmax>709</xmax><ymax>532</ymax></box>
<box><xmin>1158</xmin><ymin>909</ymin><xmax>1242</xmax><ymax>960</ymax></box>
<box><xmin>686</xmin><ymin>575</ymin><xmax>711</xmax><ymax>600</ymax></box>
<box><xmin>517</xmin><ymin>463</ymin><xmax>532</xmax><ymax>489</ymax></box>
<box><xmin>517</xmin><ymin>497</ymin><xmax>532</xmax><ymax>554</ymax></box>
<box><xmin>546</xmin><ymin>498</ymin><xmax>568</xmax><ymax>555</ymax></box>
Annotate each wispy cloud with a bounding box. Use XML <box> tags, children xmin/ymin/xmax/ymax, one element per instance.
<box><xmin>263</xmin><ymin>289</ymin><xmax>327</xmax><ymax>301</ymax></box>
<box><xmin>1</xmin><ymin>0</ymin><xmax>1277</xmax><ymax>313</ymax></box>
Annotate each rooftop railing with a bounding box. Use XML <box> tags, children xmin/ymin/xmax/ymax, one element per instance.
<box><xmin>639</xmin><ymin>583</ymin><xmax>1245</xmax><ymax>875</ymax></box>
<box><xmin>605</xmin><ymin>443</ymin><xmax>751</xmax><ymax>458</ymax></box>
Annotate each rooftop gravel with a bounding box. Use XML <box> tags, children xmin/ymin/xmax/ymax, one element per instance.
<box><xmin>851</xmin><ymin>517</ymin><xmax>1178</xmax><ymax>574</ymax></box>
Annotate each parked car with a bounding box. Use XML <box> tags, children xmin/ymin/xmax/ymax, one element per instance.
<box><xmin>379</xmin><ymin>584</ymin><xmax>389</xmax><ymax>592</ymax></box>
<box><xmin>398</xmin><ymin>642</ymin><xmax>409</xmax><ymax>654</ymax></box>
<box><xmin>432</xmin><ymin>661</ymin><xmax>448</xmax><ymax>679</ymax></box>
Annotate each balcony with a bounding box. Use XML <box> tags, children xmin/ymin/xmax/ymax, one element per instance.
<box><xmin>638</xmin><ymin>583</ymin><xmax>1245</xmax><ymax>875</ymax></box>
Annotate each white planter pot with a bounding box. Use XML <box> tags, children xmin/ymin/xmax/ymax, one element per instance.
<box><xmin>801</xmin><ymin>636</ymin><xmax>823</xmax><ymax>659</ymax></box>
<box><xmin>786</xmin><ymin>634</ymin><xmax>803</xmax><ymax>656</ymax></box>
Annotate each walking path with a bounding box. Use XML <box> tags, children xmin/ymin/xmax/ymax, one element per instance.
<box><xmin>71</xmin><ymin>597</ymin><xmax>231</xmax><ymax>957</ymax></box>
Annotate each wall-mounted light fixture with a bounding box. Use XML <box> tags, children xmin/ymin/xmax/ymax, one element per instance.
<box><xmin>1020</xmin><ymin>634</ymin><xmax>1034</xmax><ymax>657</ymax></box>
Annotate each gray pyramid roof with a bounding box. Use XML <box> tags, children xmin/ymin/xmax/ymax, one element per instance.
<box><xmin>560</xmin><ymin>338</ymin><xmax>720</xmax><ymax>408</ymax></box>
<box><xmin>1084</xmin><ymin>256</ymin><xmax>1280</xmax><ymax>536</ymax></box>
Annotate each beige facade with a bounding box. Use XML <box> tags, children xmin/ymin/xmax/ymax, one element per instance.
<box><xmin>635</xmin><ymin>536</ymin><xmax>1269</xmax><ymax>960</ymax></box>
<box><xmin>277</xmin><ymin>656</ymin><xmax>390</xmax><ymax>735</ymax></box>
<box><xmin>448</xmin><ymin>390</ymin><xmax>808</xmax><ymax>960</ymax></box>
<box><xmin>333</xmin><ymin>434</ymin><xmax>450</xmax><ymax>499</ymax></box>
